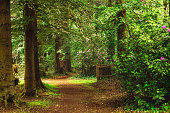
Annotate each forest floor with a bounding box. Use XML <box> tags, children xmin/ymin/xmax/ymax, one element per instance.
<box><xmin>0</xmin><ymin>73</ymin><xmax>129</xmax><ymax>113</ymax></box>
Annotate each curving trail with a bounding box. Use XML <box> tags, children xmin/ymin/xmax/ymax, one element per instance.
<box><xmin>0</xmin><ymin>73</ymin><xmax>126</xmax><ymax>113</ymax></box>
<box><xmin>41</xmin><ymin>73</ymin><xmax>125</xmax><ymax>113</ymax></box>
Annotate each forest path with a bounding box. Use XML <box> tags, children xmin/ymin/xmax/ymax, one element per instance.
<box><xmin>0</xmin><ymin>73</ymin><xmax>125</xmax><ymax>113</ymax></box>
<box><xmin>41</xmin><ymin>73</ymin><xmax>125</xmax><ymax>113</ymax></box>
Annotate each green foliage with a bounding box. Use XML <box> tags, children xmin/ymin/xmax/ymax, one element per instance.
<box><xmin>112</xmin><ymin>0</ymin><xmax>170</xmax><ymax>110</ymax></box>
<box><xmin>43</xmin><ymin>83</ymin><xmax>59</xmax><ymax>92</ymax></box>
<box><xmin>27</xmin><ymin>99</ymin><xmax>52</xmax><ymax>108</ymax></box>
<box><xmin>69</xmin><ymin>79</ymin><xmax>97</xmax><ymax>84</ymax></box>
<box><xmin>70</xmin><ymin>3</ymin><xmax>119</xmax><ymax>76</ymax></box>
<box><xmin>42</xmin><ymin>83</ymin><xmax>61</xmax><ymax>97</ymax></box>
<box><xmin>10</xmin><ymin>0</ymin><xmax>169</xmax><ymax>111</ymax></box>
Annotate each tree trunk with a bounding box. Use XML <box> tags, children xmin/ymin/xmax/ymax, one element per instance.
<box><xmin>60</xmin><ymin>0</ymin><xmax>72</xmax><ymax>73</ymax></box>
<box><xmin>0</xmin><ymin>0</ymin><xmax>16</xmax><ymax>105</ymax></box>
<box><xmin>64</xmin><ymin>7</ymin><xmax>72</xmax><ymax>72</ymax></box>
<box><xmin>117</xmin><ymin>9</ymin><xmax>126</xmax><ymax>54</ymax></box>
<box><xmin>55</xmin><ymin>37</ymin><xmax>62</xmax><ymax>73</ymax></box>
<box><xmin>33</xmin><ymin>10</ymin><xmax>45</xmax><ymax>89</ymax></box>
<box><xmin>66</xmin><ymin>51</ymin><xmax>72</xmax><ymax>72</ymax></box>
<box><xmin>56</xmin><ymin>0</ymin><xmax>72</xmax><ymax>74</ymax></box>
<box><xmin>40</xmin><ymin>40</ymin><xmax>44</xmax><ymax>64</ymax></box>
<box><xmin>108</xmin><ymin>0</ymin><xmax>112</xmax><ymax>7</ymax></box>
<box><xmin>23</xmin><ymin>2</ymin><xmax>36</xmax><ymax>96</ymax></box>
<box><xmin>163</xmin><ymin>0</ymin><xmax>168</xmax><ymax>22</ymax></box>
<box><xmin>40</xmin><ymin>40</ymin><xmax>47</xmax><ymax>73</ymax></box>
<box><xmin>107</xmin><ymin>0</ymin><xmax>116</xmax><ymax>60</ymax></box>
<box><xmin>116</xmin><ymin>0</ymin><xmax>126</xmax><ymax>58</ymax></box>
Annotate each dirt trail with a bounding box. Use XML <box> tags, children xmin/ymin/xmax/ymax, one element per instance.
<box><xmin>41</xmin><ymin>74</ymin><xmax>124</xmax><ymax>113</ymax></box>
<box><xmin>0</xmin><ymin>73</ymin><xmax>126</xmax><ymax>113</ymax></box>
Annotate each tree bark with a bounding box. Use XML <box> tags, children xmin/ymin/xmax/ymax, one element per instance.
<box><xmin>0</xmin><ymin>0</ymin><xmax>16</xmax><ymax>105</ymax></box>
<box><xmin>64</xmin><ymin>3</ymin><xmax>72</xmax><ymax>72</ymax></box>
<box><xmin>23</xmin><ymin>2</ymin><xmax>36</xmax><ymax>96</ymax></box>
<box><xmin>55</xmin><ymin>37</ymin><xmax>62</xmax><ymax>73</ymax></box>
<box><xmin>117</xmin><ymin>9</ymin><xmax>126</xmax><ymax>54</ymax></box>
<box><xmin>40</xmin><ymin>40</ymin><xmax>44</xmax><ymax>64</ymax></box>
<box><xmin>57</xmin><ymin>0</ymin><xmax>72</xmax><ymax>73</ymax></box>
<box><xmin>107</xmin><ymin>0</ymin><xmax>116</xmax><ymax>60</ymax></box>
<box><xmin>33</xmin><ymin>10</ymin><xmax>45</xmax><ymax>89</ymax></box>
<box><xmin>116</xmin><ymin>0</ymin><xmax>126</xmax><ymax>58</ymax></box>
<box><xmin>66</xmin><ymin>51</ymin><xmax>72</xmax><ymax>72</ymax></box>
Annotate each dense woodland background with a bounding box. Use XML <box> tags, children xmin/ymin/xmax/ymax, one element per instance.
<box><xmin>0</xmin><ymin>0</ymin><xmax>169</xmax><ymax>112</ymax></box>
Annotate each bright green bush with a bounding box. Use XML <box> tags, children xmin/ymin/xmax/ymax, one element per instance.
<box><xmin>113</xmin><ymin>0</ymin><xmax>170</xmax><ymax>110</ymax></box>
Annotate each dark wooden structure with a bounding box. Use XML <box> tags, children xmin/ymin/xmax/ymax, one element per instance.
<box><xmin>96</xmin><ymin>64</ymin><xmax>112</xmax><ymax>81</ymax></box>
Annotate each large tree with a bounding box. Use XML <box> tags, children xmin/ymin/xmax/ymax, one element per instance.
<box><xmin>23</xmin><ymin>1</ymin><xmax>36</xmax><ymax>96</ymax></box>
<box><xmin>0</xmin><ymin>0</ymin><xmax>16</xmax><ymax>105</ymax></box>
<box><xmin>33</xmin><ymin>0</ymin><xmax>45</xmax><ymax>89</ymax></box>
<box><xmin>23</xmin><ymin>0</ymin><xmax>46</xmax><ymax>96</ymax></box>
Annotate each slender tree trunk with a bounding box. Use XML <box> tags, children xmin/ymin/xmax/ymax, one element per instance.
<box><xmin>40</xmin><ymin>40</ymin><xmax>44</xmax><ymax>64</ymax></box>
<box><xmin>0</xmin><ymin>0</ymin><xmax>16</xmax><ymax>105</ymax></box>
<box><xmin>65</xmin><ymin>5</ymin><xmax>72</xmax><ymax>72</ymax></box>
<box><xmin>67</xmin><ymin>51</ymin><xmax>71</xmax><ymax>73</ymax></box>
<box><xmin>107</xmin><ymin>0</ymin><xmax>115</xmax><ymax>60</ymax></box>
<box><xmin>33</xmin><ymin>10</ymin><xmax>45</xmax><ymax>89</ymax></box>
<box><xmin>24</xmin><ymin>2</ymin><xmax>36</xmax><ymax>96</ymax></box>
<box><xmin>58</xmin><ymin>0</ymin><xmax>72</xmax><ymax>73</ymax></box>
<box><xmin>55</xmin><ymin>37</ymin><xmax>62</xmax><ymax>73</ymax></box>
<box><xmin>163</xmin><ymin>0</ymin><xmax>168</xmax><ymax>22</ymax></box>
<box><xmin>40</xmin><ymin>40</ymin><xmax>47</xmax><ymax>72</ymax></box>
<box><xmin>117</xmin><ymin>9</ymin><xmax>126</xmax><ymax>54</ymax></box>
<box><xmin>108</xmin><ymin>0</ymin><xmax>112</xmax><ymax>7</ymax></box>
<box><xmin>116</xmin><ymin>0</ymin><xmax>126</xmax><ymax>58</ymax></box>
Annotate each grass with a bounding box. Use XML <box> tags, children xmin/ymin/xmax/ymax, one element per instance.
<box><xmin>26</xmin><ymin>99</ymin><xmax>52</xmax><ymax>108</ymax></box>
<box><xmin>17</xmin><ymin>79</ymin><xmax>60</xmax><ymax>97</ymax></box>
<box><xmin>43</xmin><ymin>83</ymin><xmax>59</xmax><ymax>92</ymax></box>
<box><xmin>68</xmin><ymin>74</ymin><xmax>97</xmax><ymax>90</ymax></box>
<box><xmin>69</xmin><ymin>78</ymin><xmax>97</xmax><ymax>90</ymax></box>
<box><xmin>21</xmin><ymin>83</ymin><xmax>60</xmax><ymax>108</ymax></box>
<box><xmin>69</xmin><ymin>79</ymin><xmax>97</xmax><ymax>84</ymax></box>
<box><xmin>42</xmin><ymin>83</ymin><xmax>61</xmax><ymax>97</ymax></box>
<box><xmin>69</xmin><ymin>74</ymin><xmax>96</xmax><ymax>80</ymax></box>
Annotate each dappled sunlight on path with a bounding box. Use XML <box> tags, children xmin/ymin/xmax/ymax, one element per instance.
<box><xmin>41</xmin><ymin>73</ymin><xmax>125</xmax><ymax>113</ymax></box>
<box><xmin>0</xmin><ymin>73</ymin><xmax>126</xmax><ymax>113</ymax></box>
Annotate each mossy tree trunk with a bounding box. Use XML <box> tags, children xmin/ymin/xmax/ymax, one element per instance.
<box><xmin>24</xmin><ymin>1</ymin><xmax>45</xmax><ymax>93</ymax></box>
<box><xmin>107</xmin><ymin>0</ymin><xmax>116</xmax><ymax>60</ymax></box>
<box><xmin>0</xmin><ymin>0</ymin><xmax>16</xmax><ymax>105</ymax></box>
<box><xmin>116</xmin><ymin>0</ymin><xmax>126</xmax><ymax>58</ymax></box>
<box><xmin>23</xmin><ymin>1</ymin><xmax>36</xmax><ymax>96</ymax></box>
